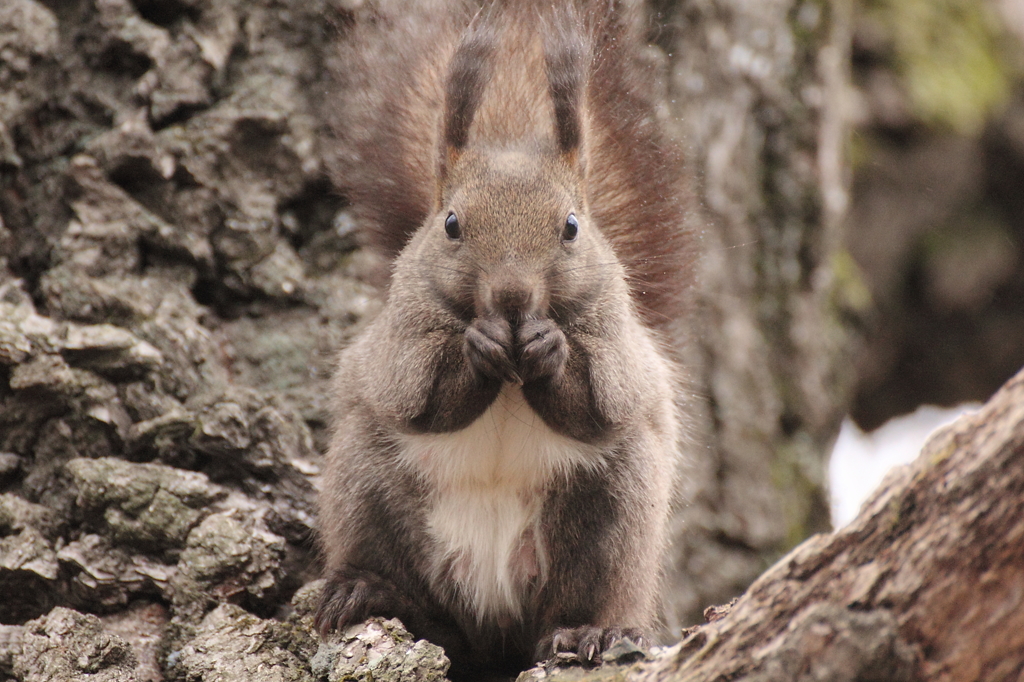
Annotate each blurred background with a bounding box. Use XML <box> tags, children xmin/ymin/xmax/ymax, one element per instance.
<box><xmin>826</xmin><ymin>0</ymin><xmax>1024</xmax><ymax>530</ymax></box>
<box><xmin>845</xmin><ymin>0</ymin><xmax>1024</xmax><ymax>432</ymax></box>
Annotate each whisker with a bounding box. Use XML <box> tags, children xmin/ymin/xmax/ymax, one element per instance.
<box><xmin>556</xmin><ymin>260</ymin><xmax>620</xmax><ymax>275</ymax></box>
<box><xmin>417</xmin><ymin>262</ymin><xmax>479</xmax><ymax>278</ymax></box>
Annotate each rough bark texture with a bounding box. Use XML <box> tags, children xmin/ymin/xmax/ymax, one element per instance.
<box><xmin>653</xmin><ymin>0</ymin><xmax>857</xmax><ymax>630</ymax></box>
<box><xmin>0</xmin><ymin>0</ymin><xmax>382</xmax><ymax>678</ymax></box>
<box><xmin>520</xmin><ymin>363</ymin><xmax>1024</xmax><ymax>682</ymax></box>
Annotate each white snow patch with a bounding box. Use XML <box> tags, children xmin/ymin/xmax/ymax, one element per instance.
<box><xmin>829</xmin><ymin>403</ymin><xmax>980</xmax><ymax>528</ymax></box>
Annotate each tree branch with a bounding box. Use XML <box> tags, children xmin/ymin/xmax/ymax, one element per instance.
<box><xmin>530</xmin><ymin>364</ymin><xmax>1024</xmax><ymax>681</ymax></box>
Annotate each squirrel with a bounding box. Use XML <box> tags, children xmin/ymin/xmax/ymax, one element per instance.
<box><xmin>315</xmin><ymin>1</ymin><xmax>695</xmax><ymax>679</ymax></box>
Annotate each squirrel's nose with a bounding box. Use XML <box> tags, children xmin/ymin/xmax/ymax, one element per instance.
<box><xmin>494</xmin><ymin>285</ymin><xmax>534</xmax><ymax>321</ymax></box>
<box><xmin>480</xmin><ymin>271</ymin><xmax>542</xmax><ymax>323</ymax></box>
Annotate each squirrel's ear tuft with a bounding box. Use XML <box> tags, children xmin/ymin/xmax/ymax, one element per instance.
<box><xmin>441</xmin><ymin>21</ymin><xmax>495</xmax><ymax>180</ymax></box>
<box><xmin>544</xmin><ymin>10</ymin><xmax>588</xmax><ymax>168</ymax></box>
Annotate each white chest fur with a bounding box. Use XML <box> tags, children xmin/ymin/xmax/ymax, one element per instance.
<box><xmin>396</xmin><ymin>384</ymin><xmax>596</xmax><ymax>621</ymax></box>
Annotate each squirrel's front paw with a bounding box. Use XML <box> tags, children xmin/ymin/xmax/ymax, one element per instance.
<box><xmin>517</xmin><ymin>318</ymin><xmax>568</xmax><ymax>383</ymax></box>
<box><xmin>465</xmin><ymin>317</ymin><xmax>520</xmax><ymax>383</ymax></box>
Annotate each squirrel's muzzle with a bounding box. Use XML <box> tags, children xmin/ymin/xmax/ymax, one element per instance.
<box><xmin>478</xmin><ymin>267</ymin><xmax>545</xmax><ymax>325</ymax></box>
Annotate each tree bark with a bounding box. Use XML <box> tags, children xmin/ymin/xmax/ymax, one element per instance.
<box><xmin>530</xmin><ymin>363</ymin><xmax>1024</xmax><ymax>681</ymax></box>
<box><xmin>652</xmin><ymin>0</ymin><xmax>858</xmax><ymax>630</ymax></box>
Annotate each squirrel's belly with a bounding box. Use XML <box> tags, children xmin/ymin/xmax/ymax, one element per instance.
<box><xmin>396</xmin><ymin>384</ymin><xmax>598</xmax><ymax>621</ymax></box>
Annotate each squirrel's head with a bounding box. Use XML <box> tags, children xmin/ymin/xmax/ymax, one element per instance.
<box><xmin>412</xmin><ymin>147</ymin><xmax>619</xmax><ymax>327</ymax></box>
<box><xmin>397</xmin><ymin>7</ymin><xmax>622</xmax><ymax>327</ymax></box>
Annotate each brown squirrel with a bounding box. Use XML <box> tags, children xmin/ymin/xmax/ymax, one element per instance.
<box><xmin>315</xmin><ymin>1</ymin><xmax>696</xmax><ymax>679</ymax></box>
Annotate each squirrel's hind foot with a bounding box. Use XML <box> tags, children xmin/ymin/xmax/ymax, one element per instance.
<box><xmin>535</xmin><ymin>625</ymin><xmax>648</xmax><ymax>666</ymax></box>
<box><xmin>314</xmin><ymin>567</ymin><xmax>415</xmax><ymax>636</ymax></box>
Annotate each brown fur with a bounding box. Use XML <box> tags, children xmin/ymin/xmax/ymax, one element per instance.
<box><xmin>322</xmin><ymin>0</ymin><xmax>695</xmax><ymax>327</ymax></box>
<box><xmin>317</xmin><ymin>2</ymin><xmax>695</xmax><ymax>679</ymax></box>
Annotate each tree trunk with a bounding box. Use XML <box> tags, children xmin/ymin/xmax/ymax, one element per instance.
<box><xmin>652</xmin><ymin>0</ymin><xmax>859</xmax><ymax>630</ymax></box>
<box><xmin>529</xmin><ymin>362</ymin><xmax>1024</xmax><ymax>681</ymax></box>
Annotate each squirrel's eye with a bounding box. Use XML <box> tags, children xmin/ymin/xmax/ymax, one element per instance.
<box><xmin>561</xmin><ymin>213</ymin><xmax>579</xmax><ymax>243</ymax></box>
<box><xmin>444</xmin><ymin>212</ymin><xmax>461</xmax><ymax>240</ymax></box>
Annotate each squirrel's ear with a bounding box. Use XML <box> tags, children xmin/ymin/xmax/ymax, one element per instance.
<box><xmin>440</xmin><ymin>22</ymin><xmax>494</xmax><ymax>182</ymax></box>
<box><xmin>544</xmin><ymin>11</ymin><xmax>588</xmax><ymax>172</ymax></box>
